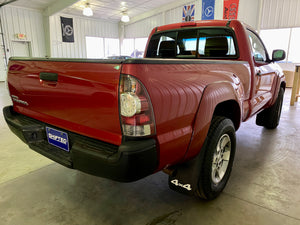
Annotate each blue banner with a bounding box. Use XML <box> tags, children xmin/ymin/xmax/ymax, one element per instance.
<box><xmin>202</xmin><ymin>0</ymin><xmax>215</xmax><ymax>20</ymax></box>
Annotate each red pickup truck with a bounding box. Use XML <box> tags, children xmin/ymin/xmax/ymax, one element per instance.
<box><xmin>3</xmin><ymin>20</ymin><xmax>285</xmax><ymax>200</ymax></box>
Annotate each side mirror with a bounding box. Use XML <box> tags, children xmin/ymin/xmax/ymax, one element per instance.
<box><xmin>272</xmin><ymin>49</ymin><xmax>286</xmax><ymax>62</ymax></box>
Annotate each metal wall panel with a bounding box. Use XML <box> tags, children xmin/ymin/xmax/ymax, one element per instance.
<box><xmin>125</xmin><ymin>13</ymin><xmax>164</xmax><ymax>38</ymax></box>
<box><xmin>125</xmin><ymin>0</ymin><xmax>260</xmax><ymax>38</ymax></box>
<box><xmin>1</xmin><ymin>6</ymin><xmax>119</xmax><ymax>59</ymax></box>
<box><xmin>50</xmin><ymin>14</ymin><xmax>119</xmax><ymax>58</ymax></box>
<box><xmin>0</xmin><ymin>6</ymin><xmax>46</xmax><ymax>58</ymax></box>
<box><xmin>125</xmin><ymin>1</ymin><xmax>197</xmax><ymax>38</ymax></box>
<box><xmin>261</xmin><ymin>0</ymin><xmax>300</xmax><ymax>29</ymax></box>
<box><xmin>0</xmin><ymin>17</ymin><xmax>7</xmax><ymax>81</ymax></box>
<box><xmin>165</xmin><ymin>1</ymin><xmax>200</xmax><ymax>25</ymax></box>
<box><xmin>238</xmin><ymin>0</ymin><xmax>260</xmax><ymax>29</ymax></box>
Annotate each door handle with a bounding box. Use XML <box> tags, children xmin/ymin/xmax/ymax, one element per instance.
<box><xmin>39</xmin><ymin>72</ymin><xmax>58</xmax><ymax>82</ymax></box>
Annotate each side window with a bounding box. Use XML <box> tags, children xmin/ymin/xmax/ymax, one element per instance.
<box><xmin>247</xmin><ymin>30</ymin><xmax>267</xmax><ymax>62</ymax></box>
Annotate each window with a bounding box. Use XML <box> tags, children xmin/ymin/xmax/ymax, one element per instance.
<box><xmin>287</xmin><ymin>28</ymin><xmax>300</xmax><ymax>63</ymax></box>
<box><xmin>260</xmin><ymin>27</ymin><xmax>300</xmax><ymax>63</ymax></box>
<box><xmin>146</xmin><ymin>28</ymin><xmax>238</xmax><ymax>59</ymax></box>
<box><xmin>146</xmin><ymin>32</ymin><xmax>176</xmax><ymax>58</ymax></box>
<box><xmin>86</xmin><ymin>37</ymin><xmax>104</xmax><ymax>58</ymax></box>
<box><xmin>198</xmin><ymin>29</ymin><xmax>236</xmax><ymax>58</ymax></box>
<box><xmin>86</xmin><ymin>37</ymin><xmax>120</xmax><ymax>59</ymax></box>
<box><xmin>247</xmin><ymin>30</ymin><xmax>268</xmax><ymax>62</ymax></box>
<box><xmin>121</xmin><ymin>38</ymin><xmax>148</xmax><ymax>58</ymax></box>
<box><xmin>183</xmin><ymin>38</ymin><xmax>197</xmax><ymax>51</ymax></box>
<box><xmin>260</xmin><ymin>29</ymin><xmax>289</xmax><ymax>59</ymax></box>
<box><xmin>121</xmin><ymin>39</ymin><xmax>134</xmax><ymax>56</ymax></box>
<box><xmin>134</xmin><ymin>38</ymin><xmax>148</xmax><ymax>58</ymax></box>
<box><xmin>104</xmin><ymin>38</ymin><xmax>120</xmax><ymax>57</ymax></box>
<box><xmin>177</xmin><ymin>29</ymin><xmax>198</xmax><ymax>58</ymax></box>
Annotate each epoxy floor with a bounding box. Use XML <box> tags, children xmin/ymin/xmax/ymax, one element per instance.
<box><xmin>1</xmin><ymin>82</ymin><xmax>300</xmax><ymax>225</ymax></box>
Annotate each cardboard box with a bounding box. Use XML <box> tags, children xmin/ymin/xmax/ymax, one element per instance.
<box><xmin>283</xmin><ymin>70</ymin><xmax>295</xmax><ymax>88</ymax></box>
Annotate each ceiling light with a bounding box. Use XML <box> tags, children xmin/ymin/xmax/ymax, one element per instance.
<box><xmin>121</xmin><ymin>12</ymin><xmax>130</xmax><ymax>23</ymax></box>
<box><xmin>83</xmin><ymin>3</ymin><xmax>93</xmax><ymax>17</ymax></box>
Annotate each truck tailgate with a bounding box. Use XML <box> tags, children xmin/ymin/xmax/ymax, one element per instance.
<box><xmin>7</xmin><ymin>58</ymin><xmax>123</xmax><ymax>145</ymax></box>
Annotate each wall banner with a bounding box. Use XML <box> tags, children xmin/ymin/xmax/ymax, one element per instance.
<box><xmin>223</xmin><ymin>0</ymin><xmax>239</xmax><ymax>19</ymax></box>
<box><xmin>202</xmin><ymin>0</ymin><xmax>215</xmax><ymax>20</ymax></box>
<box><xmin>60</xmin><ymin>17</ymin><xmax>74</xmax><ymax>43</ymax></box>
<box><xmin>182</xmin><ymin>4</ymin><xmax>195</xmax><ymax>22</ymax></box>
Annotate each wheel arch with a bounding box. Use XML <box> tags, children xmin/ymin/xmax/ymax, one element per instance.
<box><xmin>183</xmin><ymin>81</ymin><xmax>242</xmax><ymax>161</ymax></box>
<box><xmin>213</xmin><ymin>100</ymin><xmax>241</xmax><ymax>130</ymax></box>
<box><xmin>280</xmin><ymin>81</ymin><xmax>286</xmax><ymax>90</ymax></box>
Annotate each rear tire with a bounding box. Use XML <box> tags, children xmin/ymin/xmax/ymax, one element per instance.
<box><xmin>256</xmin><ymin>87</ymin><xmax>284</xmax><ymax>129</ymax></box>
<box><xmin>195</xmin><ymin>116</ymin><xmax>236</xmax><ymax>200</ymax></box>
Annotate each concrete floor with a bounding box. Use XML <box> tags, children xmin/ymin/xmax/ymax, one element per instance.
<box><xmin>0</xmin><ymin>81</ymin><xmax>300</xmax><ymax>225</ymax></box>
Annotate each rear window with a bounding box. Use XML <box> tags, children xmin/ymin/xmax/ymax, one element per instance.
<box><xmin>146</xmin><ymin>28</ymin><xmax>238</xmax><ymax>59</ymax></box>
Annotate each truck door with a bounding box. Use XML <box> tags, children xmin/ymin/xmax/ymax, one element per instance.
<box><xmin>247</xmin><ymin>30</ymin><xmax>277</xmax><ymax>115</ymax></box>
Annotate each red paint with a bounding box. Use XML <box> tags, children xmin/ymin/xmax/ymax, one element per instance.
<box><xmin>7</xmin><ymin>20</ymin><xmax>285</xmax><ymax>172</ymax></box>
<box><xmin>8</xmin><ymin>60</ymin><xmax>123</xmax><ymax>145</ymax></box>
<box><xmin>121</xmin><ymin>62</ymin><xmax>250</xmax><ymax>169</ymax></box>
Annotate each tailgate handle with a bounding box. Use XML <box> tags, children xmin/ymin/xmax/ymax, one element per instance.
<box><xmin>39</xmin><ymin>72</ymin><xmax>58</xmax><ymax>82</ymax></box>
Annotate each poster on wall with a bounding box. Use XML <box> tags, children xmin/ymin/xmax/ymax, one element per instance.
<box><xmin>60</xmin><ymin>17</ymin><xmax>74</xmax><ymax>43</ymax></box>
<box><xmin>182</xmin><ymin>4</ymin><xmax>195</xmax><ymax>22</ymax></box>
<box><xmin>202</xmin><ymin>0</ymin><xmax>215</xmax><ymax>20</ymax></box>
<box><xmin>223</xmin><ymin>0</ymin><xmax>239</xmax><ymax>19</ymax></box>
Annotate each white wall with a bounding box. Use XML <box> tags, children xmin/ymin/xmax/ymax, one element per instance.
<box><xmin>2</xmin><ymin>0</ymin><xmax>297</xmax><ymax>62</ymax></box>
<box><xmin>125</xmin><ymin>13</ymin><xmax>165</xmax><ymax>38</ymax></box>
<box><xmin>0</xmin><ymin>5</ymin><xmax>119</xmax><ymax>60</ymax></box>
<box><xmin>125</xmin><ymin>1</ymin><xmax>199</xmax><ymax>38</ymax></box>
<box><xmin>50</xmin><ymin>14</ymin><xmax>119</xmax><ymax>58</ymax></box>
<box><xmin>261</xmin><ymin>0</ymin><xmax>300</xmax><ymax>29</ymax></box>
<box><xmin>0</xmin><ymin>6</ymin><xmax>46</xmax><ymax>58</ymax></box>
<box><xmin>125</xmin><ymin>0</ymin><xmax>261</xmax><ymax>38</ymax></box>
<box><xmin>0</xmin><ymin>20</ymin><xmax>7</xmax><ymax>81</ymax></box>
<box><xmin>238</xmin><ymin>0</ymin><xmax>260</xmax><ymax>29</ymax></box>
<box><xmin>0</xmin><ymin>1</ymin><xmax>265</xmax><ymax>61</ymax></box>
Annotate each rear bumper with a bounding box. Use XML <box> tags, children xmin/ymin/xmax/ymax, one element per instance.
<box><xmin>3</xmin><ymin>106</ymin><xmax>158</xmax><ymax>182</ymax></box>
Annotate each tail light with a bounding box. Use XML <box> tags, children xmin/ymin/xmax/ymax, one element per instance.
<box><xmin>119</xmin><ymin>74</ymin><xmax>156</xmax><ymax>137</ymax></box>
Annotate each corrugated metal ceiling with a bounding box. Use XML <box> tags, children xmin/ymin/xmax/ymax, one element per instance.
<box><xmin>0</xmin><ymin>0</ymin><xmax>179</xmax><ymax>22</ymax></box>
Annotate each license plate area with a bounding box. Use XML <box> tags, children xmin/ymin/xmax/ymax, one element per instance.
<box><xmin>46</xmin><ymin>127</ymin><xmax>70</xmax><ymax>152</ymax></box>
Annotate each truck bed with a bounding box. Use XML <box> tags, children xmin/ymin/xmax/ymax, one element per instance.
<box><xmin>7</xmin><ymin>57</ymin><xmax>251</xmax><ymax>169</ymax></box>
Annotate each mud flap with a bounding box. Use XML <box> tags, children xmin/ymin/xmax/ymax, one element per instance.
<box><xmin>256</xmin><ymin>109</ymin><xmax>268</xmax><ymax>126</ymax></box>
<box><xmin>168</xmin><ymin>150</ymin><xmax>206</xmax><ymax>197</ymax></box>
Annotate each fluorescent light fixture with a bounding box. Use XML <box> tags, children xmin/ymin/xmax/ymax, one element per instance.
<box><xmin>121</xmin><ymin>12</ymin><xmax>130</xmax><ymax>22</ymax></box>
<box><xmin>83</xmin><ymin>3</ymin><xmax>93</xmax><ymax>17</ymax></box>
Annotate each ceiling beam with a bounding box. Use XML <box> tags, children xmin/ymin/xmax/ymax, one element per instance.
<box><xmin>43</xmin><ymin>0</ymin><xmax>80</xmax><ymax>17</ymax></box>
<box><xmin>0</xmin><ymin>0</ymin><xmax>17</xmax><ymax>8</ymax></box>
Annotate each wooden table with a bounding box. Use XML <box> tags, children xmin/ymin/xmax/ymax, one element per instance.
<box><xmin>290</xmin><ymin>65</ymin><xmax>300</xmax><ymax>106</ymax></box>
